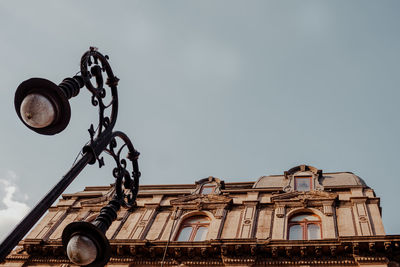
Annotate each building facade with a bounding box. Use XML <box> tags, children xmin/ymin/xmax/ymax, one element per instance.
<box><xmin>2</xmin><ymin>165</ymin><xmax>400</xmax><ymax>266</ymax></box>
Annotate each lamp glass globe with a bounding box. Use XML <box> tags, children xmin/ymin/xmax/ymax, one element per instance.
<box><xmin>66</xmin><ymin>235</ymin><xmax>98</xmax><ymax>266</ymax></box>
<box><xmin>20</xmin><ymin>93</ymin><xmax>55</xmax><ymax>128</ymax></box>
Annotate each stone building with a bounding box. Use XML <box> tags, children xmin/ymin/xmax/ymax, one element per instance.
<box><xmin>2</xmin><ymin>165</ymin><xmax>400</xmax><ymax>266</ymax></box>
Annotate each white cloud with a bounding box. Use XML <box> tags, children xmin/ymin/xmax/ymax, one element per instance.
<box><xmin>0</xmin><ymin>171</ymin><xmax>30</xmax><ymax>241</ymax></box>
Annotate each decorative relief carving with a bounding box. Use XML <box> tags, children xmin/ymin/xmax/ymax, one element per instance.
<box><xmin>174</xmin><ymin>247</ymin><xmax>182</xmax><ymax>258</ymax></box>
<box><xmin>285</xmin><ymin>246</ymin><xmax>292</xmax><ymax>257</ymax></box>
<box><xmin>330</xmin><ymin>246</ymin><xmax>337</xmax><ymax>256</ymax></box>
<box><xmin>221</xmin><ymin>245</ymin><xmax>228</xmax><ymax>256</ymax></box>
<box><xmin>234</xmin><ymin>245</ymin><xmax>242</xmax><ymax>254</ymax></box>
<box><xmin>300</xmin><ymin>198</ymin><xmax>308</xmax><ymax>208</ymax></box>
<box><xmin>384</xmin><ymin>242</ymin><xmax>392</xmax><ymax>253</ymax></box>
<box><xmin>196</xmin><ymin>202</ymin><xmax>204</xmax><ymax>211</ymax></box>
<box><xmin>359</xmin><ymin>216</ymin><xmax>368</xmax><ymax>222</ymax></box>
<box><xmin>272</xmin><ymin>191</ymin><xmax>337</xmax><ymax>202</ymax></box>
<box><xmin>323</xmin><ymin>202</ymin><xmax>334</xmax><ymax>216</ymax></box>
<box><xmin>316</xmin><ymin>206</ymin><xmax>324</xmax><ymax>213</ymax></box>
<box><xmin>201</xmin><ymin>247</ymin><xmax>208</xmax><ymax>257</ymax></box>
<box><xmin>149</xmin><ymin>247</ymin><xmax>156</xmax><ymax>258</ymax></box>
<box><xmin>272</xmin><ymin>191</ymin><xmax>337</xmax><ymax>216</ymax></box>
<box><xmin>271</xmin><ymin>247</ymin><xmax>278</xmax><ymax>258</ymax></box>
<box><xmin>353</xmin><ymin>242</ymin><xmax>359</xmax><ymax>255</ymax></box>
<box><xmin>250</xmin><ymin>245</ymin><xmax>257</xmax><ymax>256</ymax></box>
<box><xmin>214</xmin><ymin>208</ymin><xmax>225</xmax><ymax>219</ymax></box>
<box><xmin>283</xmin><ymin>184</ymin><xmax>292</xmax><ymax>192</ymax></box>
<box><xmin>286</xmin><ymin>207</ymin><xmax>296</xmax><ymax>212</ymax></box>
<box><xmin>276</xmin><ymin>205</ymin><xmax>285</xmax><ymax>218</ymax></box>
<box><xmin>193</xmin><ymin>176</ymin><xmax>225</xmax><ymax>195</ymax></box>
<box><xmin>170</xmin><ymin>194</ymin><xmax>232</xmax><ymax>210</ymax></box>
<box><xmin>300</xmin><ymin>246</ymin><xmax>307</xmax><ymax>257</ymax></box>
<box><xmin>18</xmin><ymin>240</ymin><xmax>399</xmax><ymax>265</ymax></box>
<box><xmin>315</xmin><ymin>246</ymin><xmax>322</xmax><ymax>256</ymax></box>
<box><xmin>174</xmin><ymin>209</ymin><xmax>184</xmax><ymax>219</ymax></box>
<box><xmin>283</xmin><ymin>165</ymin><xmax>324</xmax><ymax>192</ymax></box>
<box><xmin>130</xmin><ymin>245</ymin><xmax>136</xmax><ymax>255</ymax></box>
<box><xmin>369</xmin><ymin>242</ymin><xmax>376</xmax><ymax>253</ymax></box>
<box><xmin>187</xmin><ymin>247</ymin><xmax>195</xmax><ymax>258</ymax></box>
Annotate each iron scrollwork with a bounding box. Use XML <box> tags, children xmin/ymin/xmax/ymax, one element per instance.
<box><xmin>80</xmin><ymin>47</ymin><xmax>140</xmax><ymax>208</ymax></box>
<box><xmin>60</xmin><ymin>48</ymin><xmax>141</xmax><ymax>266</ymax></box>
<box><xmin>0</xmin><ymin>47</ymin><xmax>140</xmax><ymax>265</ymax></box>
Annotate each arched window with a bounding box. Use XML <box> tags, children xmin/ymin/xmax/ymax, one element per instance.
<box><xmin>176</xmin><ymin>216</ymin><xmax>210</xmax><ymax>241</ymax></box>
<box><xmin>288</xmin><ymin>213</ymin><xmax>321</xmax><ymax>240</ymax></box>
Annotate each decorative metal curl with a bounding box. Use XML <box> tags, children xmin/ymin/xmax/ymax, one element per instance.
<box><xmin>0</xmin><ymin>47</ymin><xmax>141</xmax><ymax>265</ymax></box>
<box><xmin>105</xmin><ymin>132</ymin><xmax>140</xmax><ymax>208</ymax></box>
<box><xmin>80</xmin><ymin>47</ymin><xmax>140</xmax><ymax>208</ymax></box>
<box><xmin>81</xmin><ymin>46</ymin><xmax>119</xmax><ymax>140</ymax></box>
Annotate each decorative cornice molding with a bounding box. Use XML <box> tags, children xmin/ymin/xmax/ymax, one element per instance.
<box><xmin>15</xmin><ymin>236</ymin><xmax>400</xmax><ymax>265</ymax></box>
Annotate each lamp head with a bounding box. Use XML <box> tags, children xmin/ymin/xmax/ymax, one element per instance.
<box><xmin>14</xmin><ymin>78</ymin><xmax>71</xmax><ymax>135</ymax></box>
<box><xmin>62</xmin><ymin>221</ymin><xmax>111</xmax><ymax>267</ymax></box>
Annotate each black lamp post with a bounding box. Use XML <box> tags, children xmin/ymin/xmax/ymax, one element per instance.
<box><xmin>0</xmin><ymin>47</ymin><xmax>141</xmax><ymax>266</ymax></box>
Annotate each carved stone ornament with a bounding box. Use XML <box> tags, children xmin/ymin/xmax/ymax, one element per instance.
<box><xmin>272</xmin><ymin>190</ymin><xmax>337</xmax><ymax>202</ymax></box>
<box><xmin>193</xmin><ymin>176</ymin><xmax>225</xmax><ymax>195</ymax></box>
<box><xmin>285</xmin><ymin>246</ymin><xmax>292</xmax><ymax>257</ymax></box>
<box><xmin>300</xmin><ymin>246</ymin><xmax>307</xmax><ymax>257</ymax></box>
<box><xmin>282</xmin><ymin>165</ymin><xmax>324</xmax><ymax>192</ymax></box>
<box><xmin>323</xmin><ymin>202</ymin><xmax>334</xmax><ymax>216</ymax></box>
<box><xmin>271</xmin><ymin>247</ymin><xmax>278</xmax><ymax>258</ymax></box>
<box><xmin>316</xmin><ymin>206</ymin><xmax>324</xmax><ymax>213</ymax></box>
<box><xmin>275</xmin><ymin>205</ymin><xmax>285</xmax><ymax>218</ymax></box>
<box><xmin>170</xmin><ymin>194</ymin><xmax>232</xmax><ymax>210</ymax></box>
<box><xmin>272</xmin><ymin>191</ymin><xmax>337</xmax><ymax>211</ymax></box>
<box><xmin>250</xmin><ymin>245</ymin><xmax>257</xmax><ymax>256</ymax></box>
<box><xmin>330</xmin><ymin>246</ymin><xmax>337</xmax><ymax>256</ymax></box>
<box><xmin>213</xmin><ymin>208</ymin><xmax>225</xmax><ymax>219</ymax></box>
<box><xmin>353</xmin><ymin>242</ymin><xmax>359</xmax><ymax>255</ymax></box>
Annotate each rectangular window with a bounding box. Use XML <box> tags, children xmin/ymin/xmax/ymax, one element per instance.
<box><xmin>294</xmin><ymin>176</ymin><xmax>312</xmax><ymax>191</ymax></box>
<box><xmin>201</xmin><ymin>185</ymin><xmax>215</xmax><ymax>194</ymax></box>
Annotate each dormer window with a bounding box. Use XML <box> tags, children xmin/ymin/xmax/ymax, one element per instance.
<box><xmin>201</xmin><ymin>183</ymin><xmax>216</xmax><ymax>194</ymax></box>
<box><xmin>193</xmin><ymin>177</ymin><xmax>224</xmax><ymax>195</ymax></box>
<box><xmin>282</xmin><ymin>165</ymin><xmax>324</xmax><ymax>193</ymax></box>
<box><xmin>294</xmin><ymin>176</ymin><xmax>312</xmax><ymax>191</ymax></box>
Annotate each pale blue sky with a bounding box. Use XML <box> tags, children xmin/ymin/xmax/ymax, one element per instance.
<box><xmin>0</xmin><ymin>0</ymin><xmax>399</xmax><ymax>239</ymax></box>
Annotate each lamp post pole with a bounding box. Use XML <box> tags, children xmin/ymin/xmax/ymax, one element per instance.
<box><xmin>0</xmin><ymin>47</ymin><xmax>140</xmax><ymax>266</ymax></box>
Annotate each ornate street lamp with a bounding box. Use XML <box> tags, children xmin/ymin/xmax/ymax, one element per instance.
<box><xmin>0</xmin><ymin>47</ymin><xmax>141</xmax><ymax>266</ymax></box>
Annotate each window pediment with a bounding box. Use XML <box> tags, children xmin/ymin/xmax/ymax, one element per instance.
<box><xmin>283</xmin><ymin>165</ymin><xmax>324</xmax><ymax>192</ymax></box>
<box><xmin>272</xmin><ymin>191</ymin><xmax>337</xmax><ymax>202</ymax></box>
<box><xmin>193</xmin><ymin>176</ymin><xmax>225</xmax><ymax>195</ymax></box>
<box><xmin>170</xmin><ymin>194</ymin><xmax>232</xmax><ymax>210</ymax></box>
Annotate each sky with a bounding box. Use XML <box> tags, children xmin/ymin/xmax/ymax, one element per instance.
<box><xmin>0</xmin><ymin>0</ymin><xmax>399</xmax><ymax>241</ymax></box>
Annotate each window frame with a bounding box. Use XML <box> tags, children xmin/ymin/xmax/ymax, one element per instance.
<box><xmin>287</xmin><ymin>213</ymin><xmax>322</xmax><ymax>240</ymax></box>
<box><xmin>200</xmin><ymin>184</ymin><xmax>216</xmax><ymax>194</ymax></box>
<box><xmin>294</xmin><ymin>176</ymin><xmax>313</xmax><ymax>191</ymax></box>
<box><xmin>175</xmin><ymin>216</ymin><xmax>210</xmax><ymax>241</ymax></box>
